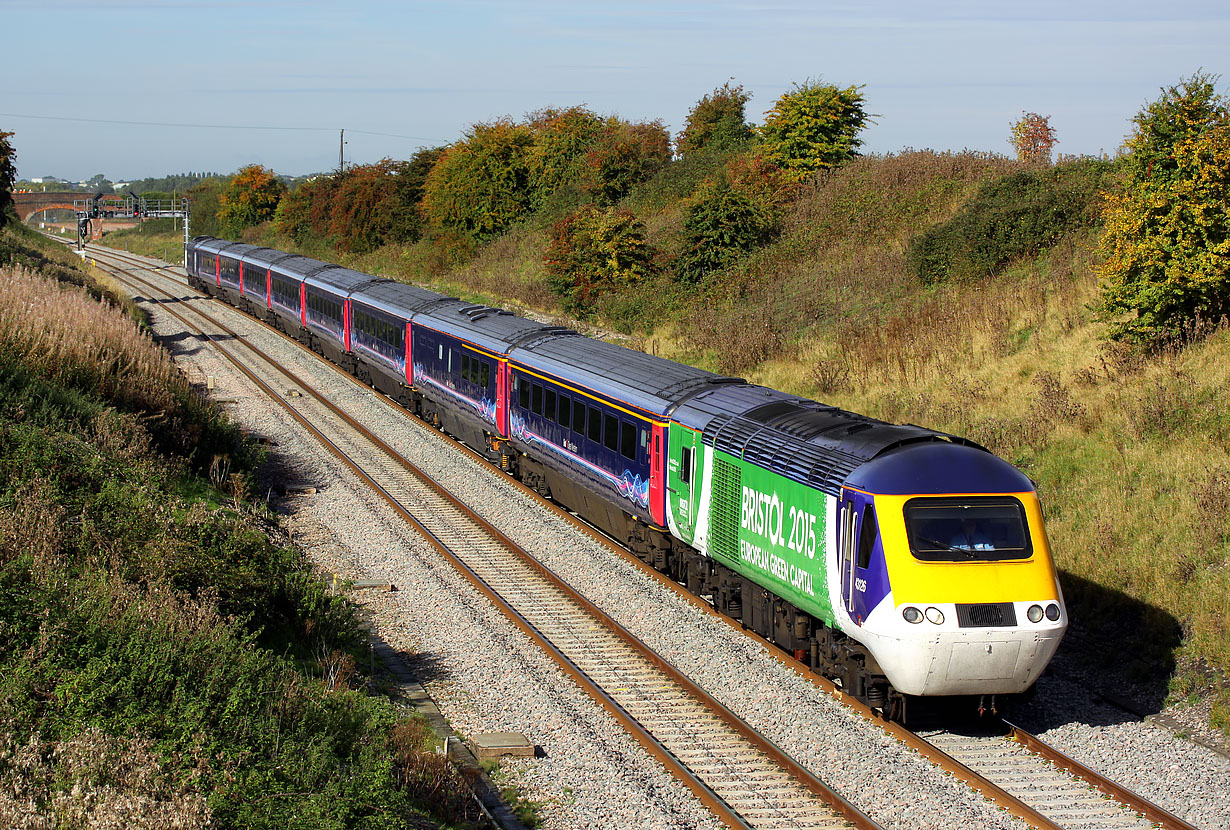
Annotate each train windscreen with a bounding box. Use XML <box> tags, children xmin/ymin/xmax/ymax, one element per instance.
<box><xmin>903</xmin><ymin>497</ymin><xmax>1032</xmax><ymax>561</ymax></box>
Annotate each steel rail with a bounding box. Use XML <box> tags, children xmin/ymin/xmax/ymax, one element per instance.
<box><xmin>86</xmin><ymin>245</ymin><xmax>875</xmax><ymax>830</ymax></box>
<box><xmin>1005</xmin><ymin>721</ymin><xmax>1201</xmax><ymax>830</ymax></box>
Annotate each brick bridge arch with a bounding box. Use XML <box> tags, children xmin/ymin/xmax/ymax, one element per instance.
<box><xmin>11</xmin><ymin>192</ymin><xmax>87</xmax><ymax>222</ymax></box>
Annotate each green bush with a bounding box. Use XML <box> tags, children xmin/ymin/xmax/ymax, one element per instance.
<box><xmin>757</xmin><ymin>80</ymin><xmax>869</xmax><ymax>181</ymax></box>
<box><xmin>1098</xmin><ymin>72</ymin><xmax>1230</xmax><ymax>347</ymax></box>
<box><xmin>526</xmin><ymin>106</ymin><xmax>607</xmax><ymax>209</ymax></box>
<box><xmin>907</xmin><ymin>158</ymin><xmax>1117</xmax><ymax>285</ymax></box>
<box><xmin>186</xmin><ymin>176</ymin><xmax>227</xmax><ymax>238</ymax></box>
<box><xmin>584</xmin><ymin>120</ymin><xmax>672</xmax><ymax>206</ymax></box>
<box><xmin>545</xmin><ymin>205</ymin><xmax>657</xmax><ymax>315</ymax></box>
<box><xmin>676</xmin><ymin>82</ymin><xmax>753</xmax><ymax>158</ymax></box>
<box><xmin>420</xmin><ymin>119</ymin><xmax>535</xmax><ymax>241</ymax></box>
<box><xmin>674</xmin><ymin>152</ymin><xmax>790</xmax><ymax>284</ymax></box>
<box><xmin>1</xmin><ymin>129</ymin><xmax>16</xmax><ymax>231</ymax></box>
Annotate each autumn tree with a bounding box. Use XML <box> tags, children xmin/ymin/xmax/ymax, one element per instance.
<box><xmin>583</xmin><ymin>119</ymin><xmax>671</xmax><ymax>206</ymax></box>
<box><xmin>545</xmin><ymin>205</ymin><xmax>657</xmax><ymax>315</ymax></box>
<box><xmin>217</xmin><ymin>164</ymin><xmax>286</xmax><ymax>238</ymax></box>
<box><xmin>420</xmin><ymin>120</ymin><xmax>535</xmax><ymax>241</ymax></box>
<box><xmin>757</xmin><ymin>80</ymin><xmax>869</xmax><ymax>181</ymax></box>
<box><xmin>1099</xmin><ymin>72</ymin><xmax>1230</xmax><ymax>347</ymax></box>
<box><xmin>1009</xmin><ymin>113</ymin><xmax>1058</xmax><ymax>163</ymax></box>
<box><xmin>525</xmin><ymin>106</ymin><xmax>606</xmax><ymax>208</ymax></box>
<box><xmin>676</xmin><ymin>82</ymin><xmax>753</xmax><ymax>158</ymax></box>
<box><xmin>0</xmin><ymin>130</ymin><xmax>16</xmax><ymax>230</ymax></box>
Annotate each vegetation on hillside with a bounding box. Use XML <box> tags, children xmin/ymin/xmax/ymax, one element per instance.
<box><xmin>0</xmin><ymin>227</ymin><xmax>480</xmax><ymax>827</ymax></box>
<box><xmin>101</xmin><ymin>72</ymin><xmax>1230</xmax><ymax>731</ymax></box>
<box><xmin>219</xmin><ymin>164</ymin><xmax>286</xmax><ymax>239</ymax></box>
<box><xmin>1098</xmin><ymin>72</ymin><xmax>1230</xmax><ymax>348</ymax></box>
<box><xmin>756</xmin><ymin>80</ymin><xmax>870</xmax><ymax>180</ymax></box>
<box><xmin>675</xmin><ymin>82</ymin><xmax>754</xmax><ymax>158</ymax></box>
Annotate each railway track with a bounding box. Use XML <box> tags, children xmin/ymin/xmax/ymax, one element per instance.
<box><xmin>76</xmin><ymin>243</ymin><xmax>873</xmax><ymax>830</ymax></box>
<box><xmin>72</xmin><ymin>240</ymin><xmax>1206</xmax><ymax>830</ymax></box>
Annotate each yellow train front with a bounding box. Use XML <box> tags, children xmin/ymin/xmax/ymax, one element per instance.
<box><xmin>832</xmin><ymin>441</ymin><xmax>1067</xmax><ymax>703</ymax></box>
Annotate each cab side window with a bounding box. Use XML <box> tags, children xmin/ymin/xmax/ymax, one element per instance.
<box><xmin>857</xmin><ymin>505</ymin><xmax>878</xmax><ymax>570</ymax></box>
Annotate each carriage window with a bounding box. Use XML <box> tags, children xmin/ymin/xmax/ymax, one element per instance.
<box><xmin>438</xmin><ymin>343</ymin><xmax>444</xmax><ymax>361</ymax></box>
<box><xmin>857</xmin><ymin>505</ymin><xmax>877</xmax><ymax>570</ymax></box>
<box><xmin>480</xmin><ymin>361</ymin><xmax>490</xmax><ymax>389</ymax></box>
<box><xmin>587</xmin><ymin>405</ymin><xmax>602</xmax><ymax>442</ymax></box>
<box><xmin>531</xmin><ymin>383</ymin><xmax>543</xmax><ymax>416</ymax></box>
<box><xmin>544</xmin><ymin>388</ymin><xmax>556</xmax><ymax>423</ymax></box>
<box><xmin>680</xmin><ymin>446</ymin><xmax>692</xmax><ymax>484</ymax></box>
<box><xmin>573</xmin><ymin>399</ymin><xmax>586</xmax><ymax>434</ymax></box>
<box><xmin>604</xmin><ymin>413</ymin><xmax>618</xmax><ymax>452</ymax></box>
<box><xmin>620</xmin><ymin>421</ymin><xmax>636</xmax><ymax>460</ymax></box>
<box><xmin>461</xmin><ymin>353</ymin><xmax>471</xmax><ymax>382</ymax></box>
<box><xmin>518</xmin><ymin>375</ymin><xmax>530</xmax><ymax>409</ymax></box>
<box><xmin>557</xmin><ymin>394</ymin><xmax>571</xmax><ymax>428</ymax></box>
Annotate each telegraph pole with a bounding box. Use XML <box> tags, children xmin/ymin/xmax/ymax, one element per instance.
<box><xmin>339</xmin><ymin>129</ymin><xmax>345</xmax><ymax>173</ymax></box>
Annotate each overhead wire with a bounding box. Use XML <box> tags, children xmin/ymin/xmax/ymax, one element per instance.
<box><xmin>0</xmin><ymin>112</ymin><xmax>437</xmax><ymax>142</ymax></box>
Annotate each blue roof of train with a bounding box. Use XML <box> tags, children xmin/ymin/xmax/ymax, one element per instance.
<box><xmin>352</xmin><ymin>281</ymin><xmax>452</xmax><ymax>318</ymax></box>
<box><xmin>302</xmin><ymin>266</ymin><xmax>388</xmax><ymax>296</ymax></box>
<box><xmin>510</xmin><ymin>331</ymin><xmax>733</xmax><ymax>420</ymax></box>
<box><xmin>412</xmin><ymin>300</ymin><xmax>563</xmax><ymax>357</ymax></box>
<box><xmin>237</xmin><ymin>246</ymin><xmax>299</xmax><ymax>270</ymax></box>
<box><xmin>845</xmin><ymin>441</ymin><xmax>1034</xmax><ymax>495</ymax></box>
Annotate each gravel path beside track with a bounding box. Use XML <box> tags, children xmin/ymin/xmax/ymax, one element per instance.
<box><xmin>111</xmin><ymin>249</ymin><xmax>1230</xmax><ymax>830</ymax></box>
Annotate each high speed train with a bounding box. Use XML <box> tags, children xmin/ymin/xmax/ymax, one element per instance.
<box><xmin>187</xmin><ymin>235</ymin><xmax>1067</xmax><ymax>716</ymax></box>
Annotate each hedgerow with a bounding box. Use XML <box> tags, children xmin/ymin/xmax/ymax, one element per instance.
<box><xmin>906</xmin><ymin>158</ymin><xmax>1117</xmax><ymax>285</ymax></box>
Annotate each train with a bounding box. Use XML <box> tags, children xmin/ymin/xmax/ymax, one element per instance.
<box><xmin>185</xmin><ymin>235</ymin><xmax>1067</xmax><ymax>716</ymax></box>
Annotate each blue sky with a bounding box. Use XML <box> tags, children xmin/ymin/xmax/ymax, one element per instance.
<box><xmin>3</xmin><ymin>0</ymin><xmax>1227</xmax><ymax>181</ymax></box>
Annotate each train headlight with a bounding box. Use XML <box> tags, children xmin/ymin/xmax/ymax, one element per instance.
<box><xmin>1027</xmin><ymin>604</ymin><xmax>1044</xmax><ymax>623</ymax></box>
<box><xmin>902</xmin><ymin>606</ymin><xmax>923</xmax><ymax>624</ymax></box>
<box><xmin>1045</xmin><ymin>603</ymin><xmax>1061</xmax><ymax>621</ymax></box>
<box><xmin>925</xmin><ymin>607</ymin><xmax>945</xmax><ymax>625</ymax></box>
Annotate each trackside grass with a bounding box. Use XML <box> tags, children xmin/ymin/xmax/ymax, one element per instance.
<box><xmin>0</xmin><ymin>227</ymin><xmax>480</xmax><ymax>828</ymax></box>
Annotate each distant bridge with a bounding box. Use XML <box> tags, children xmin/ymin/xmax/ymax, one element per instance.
<box><xmin>11</xmin><ymin>191</ymin><xmax>86</xmax><ymax>222</ymax></box>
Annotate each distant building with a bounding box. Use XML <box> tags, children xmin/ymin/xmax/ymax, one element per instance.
<box><xmin>30</xmin><ymin>176</ymin><xmax>60</xmax><ymax>184</ymax></box>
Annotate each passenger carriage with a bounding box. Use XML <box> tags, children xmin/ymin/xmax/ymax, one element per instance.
<box><xmin>506</xmin><ymin>331</ymin><xmax>726</xmax><ymax>550</ymax></box>
<box><xmin>347</xmin><ymin>282</ymin><xmax>447</xmax><ymax>404</ymax></box>
<box><xmin>407</xmin><ymin>301</ymin><xmax>547</xmax><ymax>457</ymax></box>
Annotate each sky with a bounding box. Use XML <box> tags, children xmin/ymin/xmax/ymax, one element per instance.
<box><xmin>2</xmin><ymin>0</ymin><xmax>1228</xmax><ymax>182</ymax></box>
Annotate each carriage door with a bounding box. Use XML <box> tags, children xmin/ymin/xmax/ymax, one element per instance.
<box><xmin>840</xmin><ymin>491</ymin><xmax>880</xmax><ymax>626</ymax></box>
<box><xmin>668</xmin><ymin>427</ymin><xmax>699</xmax><ymax>538</ymax></box>
<box><xmin>840</xmin><ymin>497</ymin><xmax>857</xmax><ymax>617</ymax></box>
